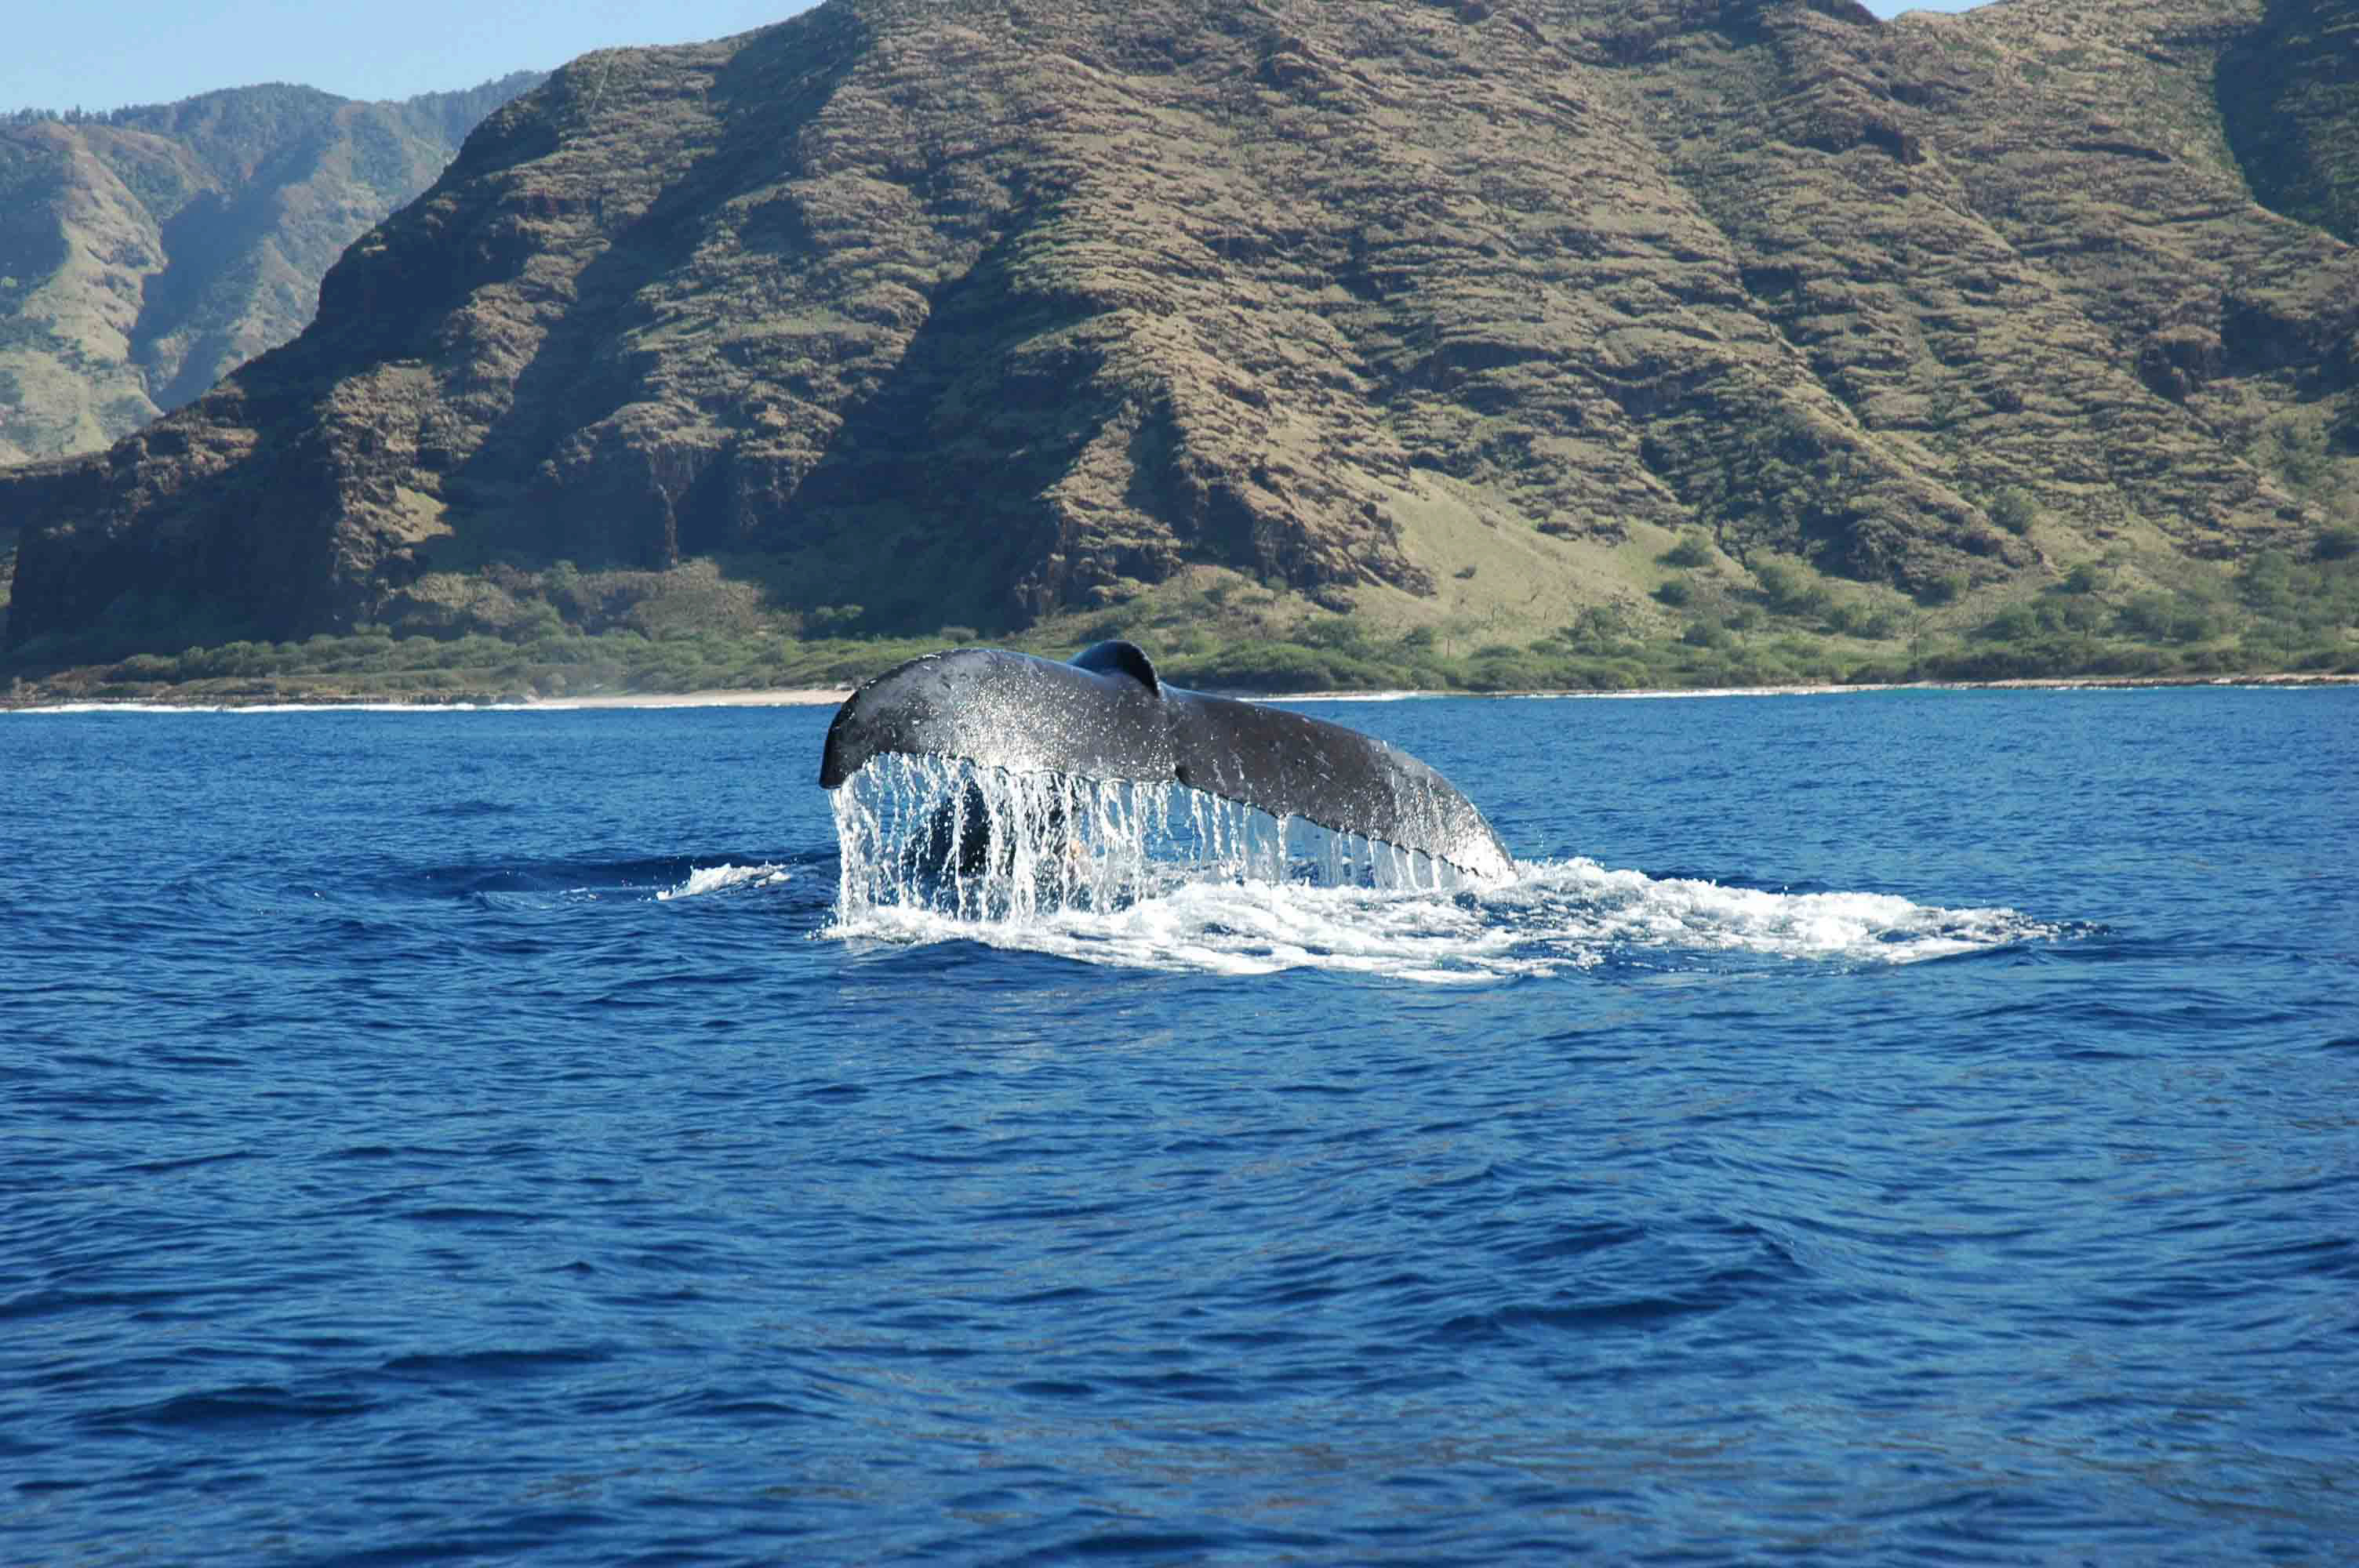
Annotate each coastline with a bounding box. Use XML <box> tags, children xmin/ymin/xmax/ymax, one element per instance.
<box><xmin>0</xmin><ymin>687</ymin><xmax>856</xmax><ymax>715</ymax></box>
<box><xmin>529</xmin><ymin>688</ymin><xmax>852</xmax><ymax>709</ymax></box>
<box><xmin>6</xmin><ymin>670</ymin><xmax>2354</xmax><ymax>715</ymax></box>
<box><xmin>1271</xmin><ymin>671</ymin><xmax>2359</xmax><ymax>702</ymax></box>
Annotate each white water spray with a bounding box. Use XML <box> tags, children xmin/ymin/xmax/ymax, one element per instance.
<box><xmin>829</xmin><ymin>754</ymin><xmax>1467</xmax><ymax>923</ymax></box>
<box><xmin>824</xmin><ymin>756</ymin><xmax>2056</xmax><ymax>979</ymax></box>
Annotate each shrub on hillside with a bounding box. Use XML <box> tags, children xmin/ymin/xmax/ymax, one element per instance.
<box><xmin>1987</xmin><ymin>488</ymin><xmax>2040</xmax><ymax>535</ymax></box>
<box><xmin>1753</xmin><ymin>560</ymin><xmax>1835</xmax><ymax>620</ymax></box>
<box><xmin>801</xmin><ymin>604</ymin><xmax>866</xmax><ymax>637</ymax></box>
<box><xmin>2115</xmin><ymin>592</ymin><xmax>2218</xmax><ymax>644</ymax></box>
<box><xmin>1659</xmin><ymin>532</ymin><xmax>1713</xmax><ymax>568</ymax></box>
<box><xmin>1917</xmin><ymin>572</ymin><xmax>1968</xmax><ymax>607</ymax></box>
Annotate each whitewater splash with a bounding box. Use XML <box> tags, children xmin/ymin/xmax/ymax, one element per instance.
<box><xmin>823</xmin><ymin>756</ymin><xmax>2052</xmax><ymax>980</ymax></box>
<box><xmin>657</xmin><ymin>863</ymin><xmax>789</xmax><ymax>901</ymax></box>
<box><xmin>829</xmin><ymin>753</ymin><xmax>1476</xmax><ymax>923</ymax></box>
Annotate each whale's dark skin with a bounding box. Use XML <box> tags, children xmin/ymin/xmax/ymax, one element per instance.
<box><xmin>819</xmin><ymin>641</ymin><xmax>1514</xmax><ymax>880</ymax></box>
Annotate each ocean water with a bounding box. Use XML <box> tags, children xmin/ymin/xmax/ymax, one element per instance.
<box><xmin>3</xmin><ymin>685</ymin><xmax>2354</xmax><ymax>1565</ymax></box>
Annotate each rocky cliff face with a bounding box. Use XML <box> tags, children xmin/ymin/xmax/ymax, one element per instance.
<box><xmin>0</xmin><ymin>74</ymin><xmax>542</xmax><ymax>465</ymax></box>
<box><xmin>4</xmin><ymin>0</ymin><xmax>2354</xmax><ymax>652</ymax></box>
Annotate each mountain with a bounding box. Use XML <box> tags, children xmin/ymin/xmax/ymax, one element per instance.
<box><xmin>0</xmin><ymin>73</ymin><xmax>543</xmax><ymax>465</ymax></box>
<box><xmin>2220</xmin><ymin>0</ymin><xmax>2359</xmax><ymax>245</ymax></box>
<box><xmin>3</xmin><ymin>0</ymin><xmax>2354</xmax><ymax>659</ymax></box>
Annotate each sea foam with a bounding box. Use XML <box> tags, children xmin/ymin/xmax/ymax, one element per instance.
<box><xmin>824</xmin><ymin>755</ymin><xmax>2047</xmax><ymax>980</ymax></box>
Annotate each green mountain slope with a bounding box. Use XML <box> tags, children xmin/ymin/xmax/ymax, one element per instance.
<box><xmin>0</xmin><ymin>74</ymin><xmax>542</xmax><ymax>464</ymax></box>
<box><xmin>2221</xmin><ymin>0</ymin><xmax>2359</xmax><ymax>243</ymax></box>
<box><xmin>2</xmin><ymin>0</ymin><xmax>2354</xmax><ymax>670</ymax></box>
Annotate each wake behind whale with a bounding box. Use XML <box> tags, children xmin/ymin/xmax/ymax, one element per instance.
<box><xmin>823</xmin><ymin>801</ymin><xmax>2054</xmax><ymax>980</ymax></box>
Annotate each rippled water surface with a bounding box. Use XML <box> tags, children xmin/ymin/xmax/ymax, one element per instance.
<box><xmin>5</xmin><ymin>687</ymin><xmax>2354</xmax><ymax>1564</ymax></box>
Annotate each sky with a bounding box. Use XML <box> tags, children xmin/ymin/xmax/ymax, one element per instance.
<box><xmin>2</xmin><ymin>1</ymin><xmax>821</xmax><ymax>114</ymax></box>
<box><xmin>9</xmin><ymin>0</ymin><xmax>1997</xmax><ymax>117</ymax></box>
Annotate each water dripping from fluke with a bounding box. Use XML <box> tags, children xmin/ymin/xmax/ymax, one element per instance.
<box><xmin>827</xmin><ymin>754</ymin><xmax>1473</xmax><ymax>928</ymax></box>
<box><xmin>815</xmin><ymin>641</ymin><xmax>1516</xmax><ymax>883</ymax></box>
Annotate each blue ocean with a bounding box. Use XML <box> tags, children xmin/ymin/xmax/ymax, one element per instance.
<box><xmin>5</xmin><ymin>685</ymin><xmax>2354</xmax><ymax>1565</ymax></box>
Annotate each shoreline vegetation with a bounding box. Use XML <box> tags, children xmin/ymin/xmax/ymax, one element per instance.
<box><xmin>5</xmin><ymin>532</ymin><xmax>2354</xmax><ymax>711</ymax></box>
<box><xmin>5</xmin><ymin>673</ymin><xmax>2356</xmax><ymax>716</ymax></box>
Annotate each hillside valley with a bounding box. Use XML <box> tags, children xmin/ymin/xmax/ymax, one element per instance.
<box><xmin>0</xmin><ymin>73</ymin><xmax>542</xmax><ymax>464</ymax></box>
<box><xmin>2</xmin><ymin>0</ymin><xmax>2356</xmax><ymax>702</ymax></box>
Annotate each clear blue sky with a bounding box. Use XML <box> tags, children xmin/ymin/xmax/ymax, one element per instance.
<box><xmin>8</xmin><ymin>0</ymin><xmax>1994</xmax><ymax>116</ymax></box>
<box><xmin>3</xmin><ymin>1</ymin><xmax>821</xmax><ymax>114</ymax></box>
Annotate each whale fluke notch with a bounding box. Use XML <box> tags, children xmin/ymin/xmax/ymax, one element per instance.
<box><xmin>819</xmin><ymin>641</ymin><xmax>1513</xmax><ymax>880</ymax></box>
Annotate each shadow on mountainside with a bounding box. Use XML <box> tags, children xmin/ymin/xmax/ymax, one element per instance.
<box><xmin>434</xmin><ymin>9</ymin><xmax>873</xmax><ymax>579</ymax></box>
<box><xmin>2218</xmin><ymin>0</ymin><xmax>2359</xmax><ymax>247</ymax></box>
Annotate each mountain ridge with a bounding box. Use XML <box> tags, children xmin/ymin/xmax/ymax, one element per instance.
<box><xmin>0</xmin><ymin>71</ymin><xmax>543</xmax><ymax>464</ymax></box>
<box><xmin>2</xmin><ymin>0</ymin><xmax>2354</xmax><ymax>662</ymax></box>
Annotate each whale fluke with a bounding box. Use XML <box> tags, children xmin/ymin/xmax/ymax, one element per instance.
<box><xmin>819</xmin><ymin>641</ymin><xmax>1513</xmax><ymax>880</ymax></box>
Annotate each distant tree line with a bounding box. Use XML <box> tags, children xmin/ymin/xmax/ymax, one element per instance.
<box><xmin>4</xmin><ymin>72</ymin><xmax>540</xmax><ymax>135</ymax></box>
<box><xmin>5</xmin><ymin>104</ymin><xmax>165</xmax><ymax>127</ymax></box>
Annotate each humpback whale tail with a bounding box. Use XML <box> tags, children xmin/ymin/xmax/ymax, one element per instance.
<box><xmin>820</xmin><ymin>641</ymin><xmax>1513</xmax><ymax>886</ymax></box>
